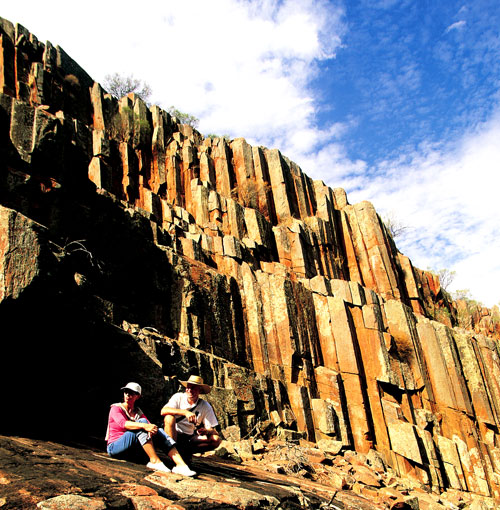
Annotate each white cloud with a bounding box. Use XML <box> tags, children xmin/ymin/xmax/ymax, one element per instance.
<box><xmin>2</xmin><ymin>1</ymin><xmax>499</xmax><ymax>309</ymax></box>
<box><xmin>445</xmin><ymin>20</ymin><xmax>466</xmax><ymax>33</ymax></box>
<box><xmin>2</xmin><ymin>1</ymin><xmax>347</xmax><ymax>168</ymax></box>
<box><xmin>335</xmin><ymin>112</ymin><xmax>500</xmax><ymax>307</ymax></box>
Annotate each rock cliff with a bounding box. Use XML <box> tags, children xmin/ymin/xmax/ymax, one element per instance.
<box><xmin>1</xmin><ymin>16</ymin><xmax>500</xmax><ymax>503</ymax></box>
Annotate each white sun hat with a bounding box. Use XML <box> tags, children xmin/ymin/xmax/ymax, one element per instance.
<box><xmin>121</xmin><ymin>382</ymin><xmax>142</xmax><ymax>395</ymax></box>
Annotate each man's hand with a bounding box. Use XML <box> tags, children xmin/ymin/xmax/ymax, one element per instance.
<box><xmin>185</xmin><ymin>410</ymin><xmax>197</xmax><ymax>423</ymax></box>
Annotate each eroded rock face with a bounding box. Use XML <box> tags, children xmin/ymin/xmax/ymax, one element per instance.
<box><xmin>0</xmin><ymin>435</ymin><xmax>335</xmax><ymax>510</ymax></box>
<box><xmin>1</xmin><ymin>15</ymin><xmax>500</xmax><ymax>501</ymax></box>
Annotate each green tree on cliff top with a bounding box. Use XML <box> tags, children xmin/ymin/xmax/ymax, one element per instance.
<box><xmin>103</xmin><ymin>73</ymin><xmax>152</xmax><ymax>104</ymax></box>
<box><xmin>102</xmin><ymin>74</ymin><xmax>199</xmax><ymax>129</ymax></box>
<box><xmin>166</xmin><ymin>106</ymin><xmax>199</xmax><ymax>129</ymax></box>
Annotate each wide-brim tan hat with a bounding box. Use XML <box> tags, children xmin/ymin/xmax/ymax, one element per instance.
<box><xmin>180</xmin><ymin>375</ymin><xmax>211</xmax><ymax>394</ymax></box>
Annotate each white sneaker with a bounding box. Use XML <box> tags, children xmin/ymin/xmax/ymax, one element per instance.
<box><xmin>190</xmin><ymin>434</ymin><xmax>208</xmax><ymax>443</ymax></box>
<box><xmin>172</xmin><ymin>465</ymin><xmax>197</xmax><ymax>477</ymax></box>
<box><xmin>146</xmin><ymin>461</ymin><xmax>171</xmax><ymax>473</ymax></box>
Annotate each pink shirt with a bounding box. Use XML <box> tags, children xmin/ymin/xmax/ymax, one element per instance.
<box><xmin>106</xmin><ymin>404</ymin><xmax>148</xmax><ymax>444</ymax></box>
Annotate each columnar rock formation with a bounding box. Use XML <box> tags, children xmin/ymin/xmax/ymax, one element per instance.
<box><xmin>1</xmin><ymin>16</ymin><xmax>500</xmax><ymax>500</ymax></box>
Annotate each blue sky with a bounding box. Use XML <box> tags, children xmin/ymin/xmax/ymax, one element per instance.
<box><xmin>2</xmin><ymin>0</ymin><xmax>500</xmax><ymax>306</ymax></box>
<box><xmin>315</xmin><ymin>0</ymin><xmax>500</xmax><ymax>167</ymax></box>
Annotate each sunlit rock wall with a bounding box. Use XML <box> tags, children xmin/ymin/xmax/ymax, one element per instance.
<box><xmin>2</xmin><ymin>16</ymin><xmax>500</xmax><ymax>497</ymax></box>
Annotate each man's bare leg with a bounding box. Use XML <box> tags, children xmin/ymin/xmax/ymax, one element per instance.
<box><xmin>190</xmin><ymin>432</ymin><xmax>221</xmax><ymax>453</ymax></box>
<box><xmin>164</xmin><ymin>415</ymin><xmax>177</xmax><ymax>441</ymax></box>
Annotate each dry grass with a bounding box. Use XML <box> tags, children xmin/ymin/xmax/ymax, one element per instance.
<box><xmin>392</xmin><ymin>335</ymin><xmax>414</xmax><ymax>363</ymax></box>
<box><xmin>268</xmin><ymin>441</ymin><xmax>316</xmax><ymax>476</ymax></box>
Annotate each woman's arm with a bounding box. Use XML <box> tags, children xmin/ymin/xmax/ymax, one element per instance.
<box><xmin>124</xmin><ymin>420</ymin><xmax>158</xmax><ymax>435</ymax></box>
<box><xmin>109</xmin><ymin>406</ymin><xmax>158</xmax><ymax>436</ymax></box>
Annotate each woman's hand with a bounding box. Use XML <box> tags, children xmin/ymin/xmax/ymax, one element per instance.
<box><xmin>143</xmin><ymin>423</ymin><xmax>158</xmax><ymax>436</ymax></box>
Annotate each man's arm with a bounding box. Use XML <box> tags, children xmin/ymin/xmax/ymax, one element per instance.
<box><xmin>160</xmin><ymin>405</ymin><xmax>197</xmax><ymax>424</ymax></box>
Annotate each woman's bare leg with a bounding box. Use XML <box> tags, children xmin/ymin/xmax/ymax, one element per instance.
<box><xmin>142</xmin><ymin>440</ymin><xmax>162</xmax><ymax>464</ymax></box>
<box><xmin>168</xmin><ymin>447</ymin><xmax>189</xmax><ymax>467</ymax></box>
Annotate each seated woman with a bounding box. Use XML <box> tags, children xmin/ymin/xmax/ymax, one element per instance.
<box><xmin>106</xmin><ymin>382</ymin><xmax>196</xmax><ymax>477</ymax></box>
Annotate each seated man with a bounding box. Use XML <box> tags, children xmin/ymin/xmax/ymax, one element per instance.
<box><xmin>161</xmin><ymin>375</ymin><xmax>221</xmax><ymax>456</ymax></box>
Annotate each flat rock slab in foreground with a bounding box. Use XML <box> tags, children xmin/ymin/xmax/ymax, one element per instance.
<box><xmin>0</xmin><ymin>435</ymin><xmax>381</xmax><ymax>510</ymax></box>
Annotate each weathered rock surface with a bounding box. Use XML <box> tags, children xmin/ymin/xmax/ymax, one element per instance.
<box><xmin>0</xmin><ymin>435</ymin><xmax>335</xmax><ymax>510</ymax></box>
<box><xmin>2</xmin><ymin>434</ymin><xmax>498</xmax><ymax>510</ymax></box>
<box><xmin>1</xmin><ymin>15</ymin><xmax>500</xmax><ymax>506</ymax></box>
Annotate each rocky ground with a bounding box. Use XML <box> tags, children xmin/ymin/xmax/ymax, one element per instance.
<box><xmin>0</xmin><ymin>435</ymin><xmax>497</xmax><ymax>510</ymax></box>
